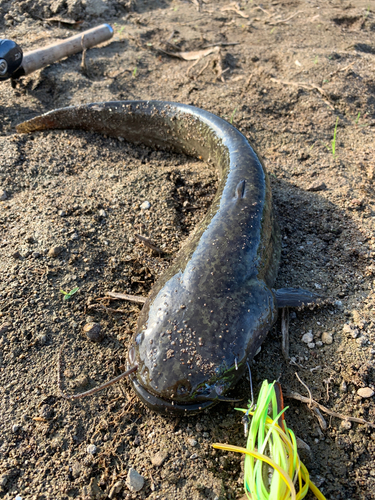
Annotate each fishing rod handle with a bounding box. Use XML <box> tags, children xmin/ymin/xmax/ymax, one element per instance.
<box><xmin>22</xmin><ymin>23</ymin><xmax>113</xmax><ymax>75</ymax></box>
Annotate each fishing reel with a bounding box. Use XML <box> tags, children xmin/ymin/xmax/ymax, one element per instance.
<box><xmin>0</xmin><ymin>39</ymin><xmax>23</xmax><ymax>81</ymax></box>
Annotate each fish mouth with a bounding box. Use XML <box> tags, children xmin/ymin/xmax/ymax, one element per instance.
<box><xmin>129</xmin><ymin>374</ymin><xmax>216</xmax><ymax>414</ymax></box>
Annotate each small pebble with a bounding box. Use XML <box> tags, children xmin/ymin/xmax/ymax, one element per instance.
<box><xmin>48</xmin><ymin>246</ymin><xmax>64</xmax><ymax>258</ymax></box>
<box><xmin>12</xmin><ymin>251</ymin><xmax>21</xmax><ymax>259</ymax></box>
<box><xmin>321</xmin><ymin>332</ymin><xmax>333</xmax><ymax>345</ymax></box>
<box><xmin>108</xmin><ymin>481</ymin><xmax>123</xmax><ymax>499</ymax></box>
<box><xmin>127</xmin><ymin>468</ymin><xmax>144</xmax><ymax>492</ymax></box>
<box><xmin>32</xmin><ymin>251</ymin><xmax>41</xmax><ymax>258</ymax></box>
<box><xmin>58</xmin><ymin>210</ymin><xmax>66</xmax><ymax>217</ymax></box>
<box><xmin>306</xmin><ymin>181</ymin><xmax>327</xmax><ymax>192</ymax></box>
<box><xmin>37</xmin><ymin>334</ymin><xmax>47</xmax><ymax>345</ymax></box>
<box><xmin>140</xmin><ymin>201</ymin><xmax>151</xmax><ymax>210</ymax></box>
<box><xmin>340</xmin><ymin>420</ymin><xmax>352</xmax><ymax>430</ymax></box>
<box><xmin>307</xmin><ymin>342</ymin><xmax>315</xmax><ymax>349</ymax></box>
<box><xmin>151</xmin><ymin>450</ymin><xmax>168</xmax><ymax>467</ymax></box>
<box><xmin>343</xmin><ymin>324</ymin><xmax>359</xmax><ymax>339</ymax></box>
<box><xmin>87</xmin><ymin>444</ymin><xmax>97</xmax><ymax>455</ymax></box>
<box><xmin>356</xmin><ymin>336</ymin><xmax>366</xmax><ymax>346</ymax></box>
<box><xmin>340</xmin><ymin>380</ymin><xmax>347</xmax><ymax>393</ymax></box>
<box><xmin>187</xmin><ymin>438</ymin><xmax>197</xmax><ymax>447</ymax></box>
<box><xmin>296</xmin><ymin>437</ymin><xmax>311</xmax><ymax>451</ymax></box>
<box><xmin>357</xmin><ymin>387</ymin><xmax>374</xmax><ymax>398</ymax></box>
<box><xmin>316</xmin><ymin>341</ymin><xmax>323</xmax><ymax>347</ymax></box>
<box><xmin>12</xmin><ymin>424</ymin><xmax>20</xmax><ymax>433</ymax></box>
<box><xmin>83</xmin><ymin>322</ymin><xmax>103</xmax><ymax>343</ymax></box>
<box><xmin>39</xmin><ymin>404</ymin><xmax>54</xmax><ymax>420</ymax></box>
<box><xmin>0</xmin><ymin>189</ymin><xmax>8</xmax><ymax>200</ymax></box>
<box><xmin>98</xmin><ymin>209</ymin><xmax>107</xmax><ymax>217</ymax></box>
<box><xmin>301</xmin><ymin>332</ymin><xmax>313</xmax><ymax>344</ymax></box>
<box><xmin>0</xmin><ymin>474</ymin><xmax>9</xmax><ymax>487</ymax></box>
<box><xmin>190</xmin><ymin>453</ymin><xmax>198</xmax><ymax>460</ymax></box>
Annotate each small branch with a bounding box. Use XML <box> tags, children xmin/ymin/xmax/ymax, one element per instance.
<box><xmin>135</xmin><ymin>233</ymin><xmax>163</xmax><ymax>254</ymax></box>
<box><xmin>268</xmin><ymin>11</ymin><xmax>303</xmax><ymax>25</ymax></box>
<box><xmin>285</xmin><ymin>390</ymin><xmax>375</xmax><ymax>428</ymax></box>
<box><xmin>104</xmin><ymin>291</ymin><xmax>147</xmax><ymax>304</ymax></box>
<box><xmin>270</xmin><ymin>77</ymin><xmax>335</xmax><ymax>110</ymax></box>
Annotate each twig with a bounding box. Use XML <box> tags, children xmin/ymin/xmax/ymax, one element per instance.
<box><xmin>255</xmin><ymin>4</ymin><xmax>271</xmax><ymax>16</ymax></box>
<box><xmin>221</xmin><ymin>2</ymin><xmax>249</xmax><ymax>18</ymax></box>
<box><xmin>202</xmin><ymin>42</ymin><xmax>240</xmax><ymax>48</ymax></box>
<box><xmin>135</xmin><ymin>233</ymin><xmax>163</xmax><ymax>254</ymax></box>
<box><xmin>268</xmin><ymin>11</ymin><xmax>303</xmax><ymax>25</ymax></box>
<box><xmin>81</xmin><ymin>34</ymin><xmax>87</xmax><ymax>74</ymax></box>
<box><xmin>285</xmin><ymin>390</ymin><xmax>375</xmax><ymax>428</ymax></box>
<box><xmin>192</xmin><ymin>59</ymin><xmax>210</xmax><ymax>79</ymax></box>
<box><xmin>104</xmin><ymin>291</ymin><xmax>147</xmax><ymax>304</ymax></box>
<box><xmin>270</xmin><ymin>77</ymin><xmax>335</xmax><ymax>110</ymax></box>
<box><xmin>311</xmin><ymin>406</ymin><xmax>327</xmax><ymax>430</ymax></box>
<box><xmin>58</xmin><ymin>344</ymin><xmax>138</xmax><ymax>400</ymax></box>
<box><xmin>295</xmin><ymin>372</ymin><xmax>313</xmax><ymax>407</ymax></box>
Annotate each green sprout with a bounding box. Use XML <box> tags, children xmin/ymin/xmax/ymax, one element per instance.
<box><xmin>355</xmin><ymin>112</ymin><xmax>361</xmax><ymax>124</ymax></box>
<box><xmin>230</xmin><ymin>107</ymin><xmax>237</xmax><ymax>124</ymax></box>
<box><xmin>326</xmin><ymin>117</ymin><xmax>339</xmax><ymax>157</ymax></box>
<box><xmin>313</xmin><ymin>55</ymin><xmax>318</xmax><ymax>64</ymax></box>
<box><xmin>60</xmin><ymin>287</ymin><xmax>79</xmax><ymax>301</ymax></box>
<box><xmin>132</xmin><ymin>67</ymin><xmax>138</xmax><ymax>78</ymax></box>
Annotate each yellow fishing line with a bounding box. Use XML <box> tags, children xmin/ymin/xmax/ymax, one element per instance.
<box><xmin>212</xmin><ymin>443</ymin><xmax>297</xmax><ymax>500</ymax></box>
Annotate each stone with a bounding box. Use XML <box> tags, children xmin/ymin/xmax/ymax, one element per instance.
<box><xmin>87</xmin><ymin>444</ymin><xmax>97</xmax><ymax>455</ymax></box>
<box><xmin>98</xmin><ymin>209</ymin><xmax>107</xmax><ymax>217</ymax></box>
<box><xmin>83</xmin><ymin>322</ymin><xmax>103</xmax><ymax>343</ymax></box>
<box><xmin>48</xmin><ymin>246</ymin><xmax>64</xmax><ymax>258</ymax></box>
<box><xmin>151</xmin><ymin>450</ymin><xmax>168</xmax><ymax>467</ymax></box>
<box><xmin>340</xmin><ymin>420</ymin><xmax>351</xmax><ymax>430</ymax></box>
<box><xmin>343</xmin><ymin>324</ymin><xmax>359</xmax><ymax>338</ymax></box>
<box><xmin>0</xmin><ymin>189</ymin><xmax>8</xmax><ymax>200</ymax></box>
<box><xmin>357</xmin><ymin>387</ymin><xmax>374</xmax><ymax>398</ymax></box>
<box><xmin>140</xmin><ymin>200</ymin><xmax>151</xmax><ymax>210</ymax></box>
<box><xmin>321</xmin><ymin>332</ymin><xmax>333</xmax><ymax>345</ymax></box>
<box><xmin>127</xmin><ymin>468</ymin><xmax>144</xmax><ymax>492</ymax></box>
<box><xmin>301</xmin><ymin>332</ymin><xmax>313</xmax><ymax>344</ymax></box>
<box><xmin>306</xmin><ymin>181</ymin><xmax>327</xmax><ymax>192</ymax></box>
<box><xmin>187</xmin><ymin>437</ymin><xmax>197</xmax><ymax>447</ymax></box>
<box><xmin>307</xmin><ymin>342</ymin><xmax>315</xmax><ymax>349</ymax></box>
<box><xmin>108</xmin><ymin>481</ymin><xmax>123</xmax><ymax>498</ymax></box>
<box><xmin>12</xmin><ymin>424</ymin><xmax>20</xmax><ymax>433</ymax></box>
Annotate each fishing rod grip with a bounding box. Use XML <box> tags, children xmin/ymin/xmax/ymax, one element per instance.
<box><xmin>21</xmin><ymin>23</ymin><xmax>113</xmax><ymax>75</ymax></box>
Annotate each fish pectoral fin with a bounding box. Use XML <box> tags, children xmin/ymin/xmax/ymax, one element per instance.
<box><xmin>273</xmin><ymin>287</ymin><xmax>324</xmax><ymax>308</ymax></box>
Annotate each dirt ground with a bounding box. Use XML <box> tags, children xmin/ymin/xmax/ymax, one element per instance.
<box><xmin>1</xmin><ymin>0</ymin><xmax>375</xmax><ymax>499</ymax></box>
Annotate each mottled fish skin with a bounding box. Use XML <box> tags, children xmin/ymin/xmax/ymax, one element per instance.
<box><xmin>17</xmin><ymin>101</ymin><xmax>281</xmax><ymax>414</ymax></box>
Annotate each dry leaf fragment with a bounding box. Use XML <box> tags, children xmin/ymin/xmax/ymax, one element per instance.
<box><xmin>160</xmin><ymin>46</ymin><xmax>220</xmax><ymax>61</ymax></box>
